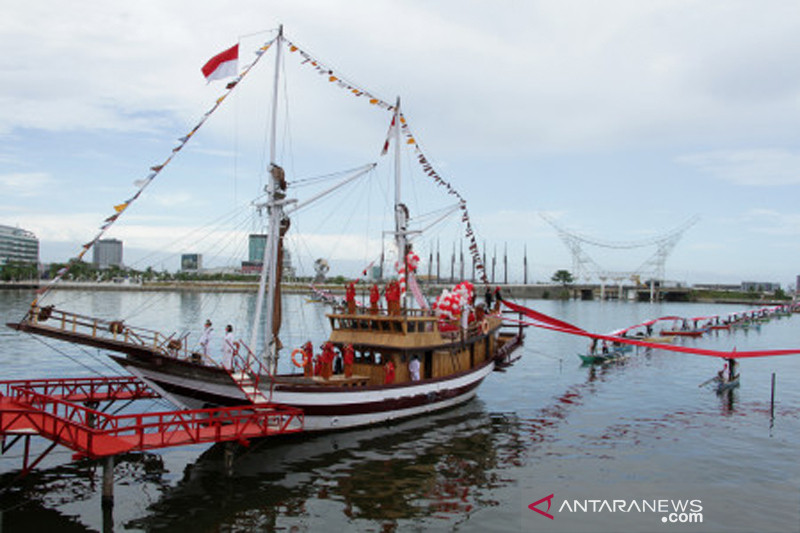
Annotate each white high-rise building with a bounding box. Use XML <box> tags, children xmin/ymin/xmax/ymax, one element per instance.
<box><xmin>93</xmin><ymin>239</ymin><xmax>123</xmax><ymax>269</ymax></box>
<box><xmin>0</xmin><ymin>224</ymin><xmax>39</xmax><ymax>265</ymax></box>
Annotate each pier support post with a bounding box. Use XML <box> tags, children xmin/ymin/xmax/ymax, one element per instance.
<box><xmin>224</xmin><ymin>442</ymin><xmax>235</xmax><ymax>476</ymax></box>
<box><xmin>102</xmin><ymin>456</ymin><xmax>114</xmax><ymax>507</ymax></box>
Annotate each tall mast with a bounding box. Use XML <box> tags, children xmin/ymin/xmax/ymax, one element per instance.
<box><xmin>250</xmin><ymin>25</ymin><xmax>285</xmax><ymax>367</ymax></box>
<box><xmin>392</xmin><ymin>97</ymin><xmax>409</xmax><ymax>308</ymax></box>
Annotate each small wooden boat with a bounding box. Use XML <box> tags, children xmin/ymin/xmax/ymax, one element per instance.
<box><xmin>715</xmin><ymin>375</ymin><xmax>740</xmax><ymax>393</ymax></box>
<box><xmin>578</xmin><ymin>350</ymin><xmax>627</xmax><ymax>365</ymax></box>
<box><xmin>660</xmin><ymin>328</ymin><xmax>707</xmax><ymax>337</ymax></box>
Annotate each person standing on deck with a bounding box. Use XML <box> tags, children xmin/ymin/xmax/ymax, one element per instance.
<box><xmin>343</xmin><ymin>344</ymin><xmax>355</xmax><ymax>378</ymax></box>
<box><xmin>384</xmin><ymin>358</ymin><xmax>395</xmax><ymax>384</ymax></box>
<box><xmin>386</xmin><ymin>280</ymin><xmax>401</xmax><ymax>316</ymax></box>
<box><xmin>409</xmin><ymin>355</ymin><xmax>421</xmax><ymax>381</ymax></box>
<box><xmin>199</xmin><ymin>319</ymin><xmax>213</xmax><ymax>356</ymax></box>
<box><xmin>369</xmin><ymin>284</ymin><xmax>380</xmax><ymax>315</ymax></box>
<box><xmin>346</xmin><ymin>281</ymin><xmax>357</xmax><ymax>314</ymax></box>
<box><xmin>302</xmin><ymin>341</ymin><xmax>314</xmax><ymax>378</ymax></box>
<box><xmin>222</xmin><ymin>324</ymin><xmax>235</xmax><ymax>369</ymax></box>
<box><xmin>321</xmin><ymin>342</ymin><xmax>335</xmax><ymax>380</ymax></box>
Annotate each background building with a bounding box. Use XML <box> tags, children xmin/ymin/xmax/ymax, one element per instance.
<box><xmin>93</xmin><ymin>239</ymin><xmax>123</xmax><ymax>269</ymax></box>
<box><xmin>181</xmin><ymin>253</ymin><xmax>203</xmax><ymax>273</ymax></box>
<box><xmin>741</xmin><ymin>281</ymin><xmax>781</xmax><ymax>293</ymax></box>
<box><xmin>0</xmin><ymin>224</ymin><xmax>39</xmax><ymax>265</ymax></box>
<box><xmin>241</xmin><ymin>234</ymin><xmax>295</xmax><ymax>278</ymax></box>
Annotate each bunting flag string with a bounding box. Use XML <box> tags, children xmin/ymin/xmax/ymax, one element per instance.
<box><xmin>283</xmin><ymin>39</ymin><xmax>395</xmax><ymax>112</ymax></box>
<box><xmin>33</xmin><ymin>37</ymin><xmax>277</xmax><ymax>306</ymax></box>
<box><xmin>284</xmin><ymin>34</ymin><xmax>490</xmax><ymax>285</ymax></box>
<box><xmin>397</xmin><ymin>113</ymin><xmax>490</xmax><ymax>285</ymax></box>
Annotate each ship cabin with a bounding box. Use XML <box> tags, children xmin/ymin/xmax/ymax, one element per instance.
<box><xmin>323</xmin><ymin>307</ymin><xmax>504</xmax><ymax>387</ymax></box>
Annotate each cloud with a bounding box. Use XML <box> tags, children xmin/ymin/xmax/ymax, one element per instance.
<box><xmin>0</xmin><ymin>172</ymin><xmax>53</xmax><ymax>196</ymax></box>
<box><xmin>743</xmin><ymin>208</ymin><xmax>800</xmax><ymax>235</ymax></box>
<box><xmin>676</xmin><ymin>149</ymin><xmax>800</xmax><ymax>186</ymax></box>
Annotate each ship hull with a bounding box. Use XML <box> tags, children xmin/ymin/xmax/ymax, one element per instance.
<box><xmin>112</xmin><ymin>352</ymin><xmax>502</xmax><ymax>432</ymax></box>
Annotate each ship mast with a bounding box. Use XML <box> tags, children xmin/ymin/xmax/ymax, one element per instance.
<box><xmin>392</xmin><ymin>98</ymin><xmax>410</xmax><ymax>309</ymax></box>
<box><xmin>251</xmin><ymin>24</ymin><xmax>287</xmax><ymax>370</ymax></box>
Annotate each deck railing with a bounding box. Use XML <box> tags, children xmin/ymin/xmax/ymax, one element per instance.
<box><xmin>26</xmin><ymin>305</ymin><xmax>195</xmax><ymax>360</ymax></box>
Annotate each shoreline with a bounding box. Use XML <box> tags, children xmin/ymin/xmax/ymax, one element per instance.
<box><xmin>0</xmin><ymin>280</ymin><xmax>791</xmax><ymax>306</ymax></box>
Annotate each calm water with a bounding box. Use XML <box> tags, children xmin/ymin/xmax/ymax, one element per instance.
<box><xmin>1</xmin><ymin>288</ymin><xmax>799</xmax><ymax>532</ymax></box>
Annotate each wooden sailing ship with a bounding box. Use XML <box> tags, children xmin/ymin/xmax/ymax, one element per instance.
<box><xmin>8</xmin><ymin>26</ymin><xmax>524</xmax><ymax>433</ymax></box>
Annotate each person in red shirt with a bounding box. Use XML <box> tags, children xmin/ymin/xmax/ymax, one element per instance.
<box><xmin>346</xmin><ymin>281</ymin><xmax>357</xmax><ymax>314</ymax></box>
<box><xmin>321</xmin><ymin>342</ymin><xmax>335</xmax><ymax>380</ymax></box>
<box><xmin>369</xmin><ymin>284</ymin><xmax>380</xmax><ymax>315</ymax></box>
<box><xmin>384</xmin><ymin>358</ymin><xmax>395</xmax><ymax>384</ymax></box>
<box><xmin>302</xmin><ymin>341</ymin><xmax>314</xmax><ymax>378</ymax></box>
<box><xmin>385</xmin><ymin>280</ymin><xmax>400</xmax><ymax>316</ymax></box>
<box><xmin>343</xmin><ymin>343</ymin><xmax>355</xmax><ymax>378</ymax></box>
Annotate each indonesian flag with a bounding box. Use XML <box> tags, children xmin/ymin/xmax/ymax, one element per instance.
<box><xmin>201</xmin><ymin>44</ymin><xmax>239</xmax><ymax>82</ymax></box>
<box><xmin>380</xmin><ymin>115</ymin><xmax>396</xmax><ymax>156</ymax></box>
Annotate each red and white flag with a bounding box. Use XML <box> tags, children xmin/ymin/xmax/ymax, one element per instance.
<box><xmin>380</xmin><ymin>115</ymin><xmax>396</xmax><ymax>156</ymax></box>
<box><xmin>201</xmin><ymin>44</ymin><xmax>239</xmax><ymax>82</ymax></box>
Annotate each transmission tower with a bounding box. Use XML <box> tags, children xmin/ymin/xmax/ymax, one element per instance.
<box><xmin>540</xmin><ymin>213</ymin><xmax>698</xmax><ymax>295</ymax></box>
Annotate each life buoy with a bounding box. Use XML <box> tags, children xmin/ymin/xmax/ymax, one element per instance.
<box><xmin>292</xmin><ymin>348</ymin><xmax>308</xmax><ymax>367</ymax></box>
<box><xmin>481</xmin><ymin>318</ymin><xmax>490</xmax><ymax>335</ymax></box>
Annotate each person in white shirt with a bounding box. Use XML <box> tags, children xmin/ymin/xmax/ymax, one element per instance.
<box><xmin>222</xmin><ymin>324</ymin><xmax>235</xmax><ymax>369</ymax></box>
<box><xmin>409</xmin><ymin>355</ymin><xmax>421</xmax><ymax>381</ymax></box>
<box><xmin>199</xmin><ymin>319</ymin><xmax>213</xmax><ymax>355</ymax></box>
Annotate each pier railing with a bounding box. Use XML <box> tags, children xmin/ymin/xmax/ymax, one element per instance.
<box><xmin>0</xmin><ymin>376</ymin><xmax>305</xmax><ymax>462</ymax></box>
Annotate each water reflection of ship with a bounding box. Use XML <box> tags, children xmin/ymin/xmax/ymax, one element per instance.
<box><xmin>124</xmin><ymin>400</ymin><xmax>525</xmax><ymax>530</ymax></box>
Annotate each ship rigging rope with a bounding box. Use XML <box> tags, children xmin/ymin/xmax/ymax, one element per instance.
<box><xmin>32</xmin><ymin>35</ymin><xmax>279</xmax><ymax>307</ymax></box>
<box><xmin>27</xmin><ymin>334</ymin><xmax>120</xmax><ymax>376</ymax></box>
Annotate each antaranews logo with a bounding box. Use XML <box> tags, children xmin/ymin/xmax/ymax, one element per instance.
<box><xmin>528</xmin><ymin>494</ymin><xmax>555</xmax><ymax>520</ymax></box>
<box><xmin>528</xmin><ymin>494</ymin><xmax>703</xmax><ymax>524</ymax></box>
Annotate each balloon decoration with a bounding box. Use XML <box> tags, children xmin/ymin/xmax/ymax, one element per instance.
<box><xmin>396</xmin><ymin>251</ymin><xmax>421</xmax><ymax>297</ymax></box>
<box><xmin>432</xmin><ymin>281</ymin><xmax>474</xmax><ymax>322</ymax></box>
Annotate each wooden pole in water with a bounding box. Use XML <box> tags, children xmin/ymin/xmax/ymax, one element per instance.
<box><xmin>770</xmin><ymin>372</ymin><xmax>776</xmax><ymax>419</ymax></box>
<box><xmin>102</xmin><ymin>456</ymin><xmax>114</xmax><ymax>507</ymax></box>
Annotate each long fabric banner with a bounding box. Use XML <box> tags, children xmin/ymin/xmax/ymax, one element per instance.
<box><xmin>502</xmin><ymin>299</ymin><xmax>800</xmax><ymax>359</ymax></box>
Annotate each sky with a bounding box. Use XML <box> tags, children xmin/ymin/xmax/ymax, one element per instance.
<box><xmin>2</xmin><ymin>1</ymin><xmax>800</xmax><ymax>288</ymax></box>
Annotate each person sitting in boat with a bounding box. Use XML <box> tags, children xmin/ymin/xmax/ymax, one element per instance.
<box><xmin>409</xmin><ymin>355</ymin><xmax>421</xmax><ymax>381</ymax></box>
<box><xmin>302</xmin><ymin>341</ymin><xmax>314</xmax><ymax>378</ymax></box>
<box><xmin>369</xmin><ymin>284</ymin><xmax>380</xmax><ymax>315</ymax></box>
<box><xmin>222</xmin><ymin>324</ymin><xmax>235</xmax><ymax>369</ymax></box>
<box><xmin>343</xmin><ymin>344</ymin><xmax>355</xmax><ymax>378</ymax></box>
<box><xmin>199</xmin><ymin>319</ymin><xmax>213</xmax><ymax>356</ymax></box>
<box><xmin>717</xmin><ymin>362</ymin><xmax>728</xmax><ymax>382</ymax></box>
<box><xmin>601</xmin><ymin>341</ymin><xmax>609</xmax><ymax>354</ymax></box>
<box><xmin>384</xmin><ymin>359</ymin><xmax>395</xmax><ymax>384</ymax></box>
<box><xmin>346</xmin><ymin>281</ymin><xmax>357</xmax><ymax>314</ymax></box>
